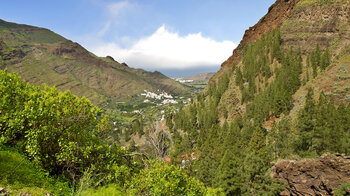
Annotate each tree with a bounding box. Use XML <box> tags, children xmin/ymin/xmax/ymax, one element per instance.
<box><xmin>214</xmin><ymin>150</ymin><xmax>243</xmax><ymax>195</ymax></box>
<box><xmin>320</xmin><ymin>48</ymin><xmax>331</xmax><ymax>70</ymax></box>
<box><xmin>248</xmin><ymin>127</ymin><xmax>271</xmax><ymax>163</ymax></box>
<box><xmin>146</xmin><ymin>121</ymin><xmax>170</xmax><ymax>158</ymax></box>
<box><xmin>295</xmin><ymin>88</ymin><xmax>316</xmax><ymax>154</ymax></box>
<box><xmin>235</xmin><ymin>67</ymin><xmax>243</xmax><ymax>89</ymax></box>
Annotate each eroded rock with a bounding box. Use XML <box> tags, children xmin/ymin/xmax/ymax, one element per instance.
<box><xmin>271</xmin><ymin>154</ymin><xmax>350</xmax><ymax>195</ymax></box>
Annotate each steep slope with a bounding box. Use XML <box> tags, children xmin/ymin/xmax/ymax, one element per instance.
<box><xmin>167</xmin><ymin>0</ymin><xmax>350</xmax><ymax>195</ymax></box>
<box><xmin>0</xmin><ymin>19</ymin><xmax>189</xmax><ymax>105</ymax></box>
<box><xmin>217</xmin><ymin>0</ymin><xmax>301</xmax><ymax>73</ymax></box>
<box><xmin>213</xmin><ymin>0</ymin><xmax>350</xmax><ymax>120</ymax></box>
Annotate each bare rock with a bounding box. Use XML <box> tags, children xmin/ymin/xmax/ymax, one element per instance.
<box><xmin>271</xmin><ymin>154</ymin><xmax>350</xmax><ymax>195</ymax></box>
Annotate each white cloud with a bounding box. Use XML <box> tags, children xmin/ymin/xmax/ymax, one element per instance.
<box><xmin>92</xmin><ymin>25</ymin><xmax>237</xmax><ymax>69</ymax></box>
<box><xmin>97</xmin><ymin>21</ymin><xmax>111</xmax><ymax>37</ymax></box>
<box><xmin>107</xmin><ymin>1</ymin><xmax>132</xmax><ymax>17</ymax></box>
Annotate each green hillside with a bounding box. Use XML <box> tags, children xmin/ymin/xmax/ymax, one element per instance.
<box><xmin>0</xmin><ymin>19</ymin><xmax>189</xmax><ymax>106</ymax></box>
<box><xmin>167</xmin><ymin>0</ymin><xmax>350</xmax><ymax>194</ymax></box>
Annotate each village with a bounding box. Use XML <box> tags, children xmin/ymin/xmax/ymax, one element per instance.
<box><xmin>104</xmin><ymin>89</ymin><xmax>192</xmax><ymax>132</ymax></box>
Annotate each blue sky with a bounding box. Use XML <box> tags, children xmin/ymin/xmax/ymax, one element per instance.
<box><xmin>1</xmin><ymin>0</ymin><xmax>276</xmax><ymax>77</ymax></box>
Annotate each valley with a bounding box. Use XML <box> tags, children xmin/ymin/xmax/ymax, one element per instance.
<box><xmin>1</xmin><ymin>0</ymin><xmax>350</xmax><ymax>195</ymax></box>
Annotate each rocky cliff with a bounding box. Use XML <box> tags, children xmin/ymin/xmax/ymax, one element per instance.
<box><xmin>271</xmin><ymin>154</ymin><xmax>350</xmax><ymax>195</ymax></box>
<box><xmin>220</xmin><ymin>0</ymin><xmax>301</xmax><ymax>71</ymax></box>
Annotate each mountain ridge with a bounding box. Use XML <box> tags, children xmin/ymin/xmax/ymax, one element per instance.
<box><xmin>0</xmin><ymin>19</ymin><xmax>189</xmax><ymax>105</ymax></box>
<box><xmin>184</xmin><ymin>72</ymin><xmax>214</xmax><ymax>82</ymax></box>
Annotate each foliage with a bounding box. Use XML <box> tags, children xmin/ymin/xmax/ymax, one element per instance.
<box><xmin>80</xmin><ymin>184</ymin><xmax>125</xmax><ymax>196</ymax></box>
<box><xmin>334</xmin><ymin>183</ymin><xmax>350</xmax><ymax>196</ymax></box>
<box><xmin>0</xmin><ymin>69</ymin><xmax>136</xmax><ymax>185</ymax></box>
<box><xmin>126</xmin><ymin>160</ymin><xmax>215</xmax><ymax>196</ymax></box>
<box><xmin>295</xmin><ymin>0</ymin><xmax>335</xmax><ymax>10</ymax></box>
<box><xmin>168</xmin><ymin>28</ymin><xmax>349</xmax><ymax>195</ymax></box>
<box><xmin>294</xmin><ymin>89</ymin><xmax>350</xmax><ymax>156</ymax></box>
<box><xmin>246</xmin><ymin>37</ymin><xmax>303</xmax><ymax>123</ymax></box>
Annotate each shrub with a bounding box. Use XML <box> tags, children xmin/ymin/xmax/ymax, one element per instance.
<box><xmin>0</xmin><ymin>69</ymin><xmax>133</xmax><ymax>183</ymax></box>
<box><xmin>127</xmin><ymin>160</ymin><xmax>216</xmax><ymax>196</ymax></box>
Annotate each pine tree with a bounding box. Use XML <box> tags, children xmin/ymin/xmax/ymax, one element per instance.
<box><xmin>320</xmin><ymin>48</ymin><xmax>331</xmax><ymax>70</ymax></box>
<box><xmin>214</xmin><ymin>150</ymin><xmax>243</xmax><ymax>195</ymax></box>
<box><xmin>235</xmin><ymin>67</ymin><xmax>243</xmax><ymax>89</ymax></box>
<box><xmin>296</xmin><ymin>88</ymin><xmax>316</xmax><ymax>154</ymax></box>
<box><xmin>248</xmin><ymin>127</ymin><xmax>271</xmax><ymax>163</ymax></box>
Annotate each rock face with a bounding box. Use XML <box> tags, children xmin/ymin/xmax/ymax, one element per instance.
<box><xmin>281</xmin><ymin>1</ymin><xmax>350</xmax><ymax>55</ymax></box>
<box><xmin>221</xmin><ymin>0</ymin><xmax>301</xmax><ymax>70</ymax></box>
<box><xmin>271</xmin><ymin>154</ymin><xmax>350</xmax><ymax>195</ymax></box>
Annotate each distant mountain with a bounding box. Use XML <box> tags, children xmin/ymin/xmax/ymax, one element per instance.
<box><xmin>184</xmin><ymin>72</ymin><xmax>214</xmax><ymax>82</ymax></box>
<box><xmin>0</xmin><ymin>19</ymin><xmax>189</xmax><ymax>105</ymax></box>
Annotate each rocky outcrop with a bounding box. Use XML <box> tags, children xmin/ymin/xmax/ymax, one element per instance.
<box><xmin>221</xmin><ymin>0</ymin><xmax>301</xmax><ymax>70</ymax></box>
<box><xmin>271</xmin><ymin>154</ymin><xmax>350</xmax><ymax>195</ymax></box>
<box><xmin>281</xmin><ymin>1</ymin><xmax>350</xmax><ymax>55</ymax></box>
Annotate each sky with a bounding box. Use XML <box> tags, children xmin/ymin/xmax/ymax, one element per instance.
<box><xmin>0</xmin><ymin>0</ymin><xmax>276</xmax><ymax>77</ymax></box>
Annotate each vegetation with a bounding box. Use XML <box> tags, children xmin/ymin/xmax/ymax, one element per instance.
<box><xmin>1</xmin><ymin>1</ymin><xmax>350</xmax><ymax>194</ymax></box>
<box><xmin>0</xmin><ymin>18</ymin><xmax>190</xmax><ymax>108</ymax></box>
<box><xmin>0</xmin><ymin>148</ymin><xmax>70</xmax><ymax>195</ymax></box>
<box><xmin>334</xmin><ymin>183</ymin><xmax>350</xmax><ymax>196</ymax></box>
<box><xmin>0</xmin><ymin>69</ymin><xmax>219</xmax><ymax>195</ymax></box>
<box><xmin>167</xmin><ymin>29</ymin><xmax>349</xmax><ymax>195</ymax></box>
<box><xmin>295</xmin><ymin>0</ymin><xmax>335</xmax><ymax>10</ymax></box>
<box><xmin>127</xmin><ymin>160</ymin><xmax>211</xmax><ymax>195</ymax></box>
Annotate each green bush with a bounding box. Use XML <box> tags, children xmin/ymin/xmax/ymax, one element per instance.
<box><xmin>0</xmin><ymin>69</ymin><xmax>134</xmax><ymax>184</ymax></box>
<box><xmin>334</xmin><ymin>183</ymin><xmax>350</xmax><ymax>196</ymax></box>
<box><xmin>127</xmin><ymin>160</ymin><xmax>218</xmax><ymax>196</ymax></box>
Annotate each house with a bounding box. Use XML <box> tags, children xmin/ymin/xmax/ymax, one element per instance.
<box><xmin>181</xmin><ymin>152</ymin><xmax>199</xmax><ymax>160</ymax></box>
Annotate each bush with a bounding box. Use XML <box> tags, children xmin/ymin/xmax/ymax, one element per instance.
<box><xmin>0</xmin><ymin>69</ymin><xmax>133</xmax><ymax>183</ymax></box>
<box><xmin>334</xmin><ymin>183</ymin><xmax>350</xmax><ymax>196</ymax></box>
<box><xmin>126</xmin><ymin>160</ymin><xmax>217</xmax><ymax>196</ymax></box>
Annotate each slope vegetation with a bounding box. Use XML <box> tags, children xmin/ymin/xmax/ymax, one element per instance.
<box><xmin>167</xmin><ymin>0</ymin><xmax>350</xmax><ymax>195</ymax></box>
<box><xmin>0</xmin><ymin>19</ymin><xmax>189</xmax><ymax>105</ymax></box>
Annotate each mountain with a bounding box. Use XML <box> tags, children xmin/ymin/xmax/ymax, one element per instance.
<box><xmin>184</xmin><ymin>72</ymin><xmax>214</xmax><ymax>82</ymax></box>
<box><xmin>213</xmin><ymin>0</ymin><xmax>350</xmax><ymax>120</ymax></box>
<box><xmin>0</xmin><ymin>19</ymin><xmax>189</xmax><ymax>105</ymax></box>
<box><xmin>167</xmin><ymin>0</ymin><xmax>350</xmax><ymax>194</ymax></box>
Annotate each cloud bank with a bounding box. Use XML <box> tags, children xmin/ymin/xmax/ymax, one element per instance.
<box><xmin>92</xmin><ymin>25</ymin><xmax>237</xmax><ymax>70</ymax></box>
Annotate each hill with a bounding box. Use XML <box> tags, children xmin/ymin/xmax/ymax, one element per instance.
<box><xmin>184</xmin><ymin>72</ymin><xmax>215</xmax><ymax>82</ymax></box>
<box><xmin>0</xmin><ymin>19</ymin><xmax>189</xmax><ymax>105</ymax></box>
